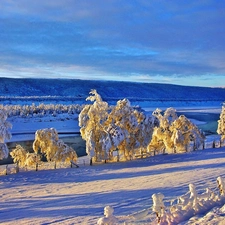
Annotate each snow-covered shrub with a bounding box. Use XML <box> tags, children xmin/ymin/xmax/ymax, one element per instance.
<box><xmin>0</xmin><ymin>109</ymin><xmax>12</xmax><ymax>160</ymax></box>
<box><xmin>97</xmin><ymin>206</ymin><xmax>118</xmax><ymax>225</ymax></box>
<box><xmin>217</xmin><ymin>103</ymin><xmax>225</xmax><ymax>141</ymax></box>
<box><xmin>10</xmin><ymin>145</ymin><xmax>42</xmax><ymax>171</ymax></box>
<box><xmin>53</xmin><ymin>140</ymin><xmax>77</xmax><ymax>164</ymax></box>
<box><xmin>152</xmin><ymin>193</ymin><xmax>166</xmax><ymax>223</ymax></box>
<box><xmin>10</xmin><ymin>144</ymin><xmax>27</xmax><ymax>167</ymax></box>
<box><xmin>25</xmin><ymin>152</ymin><xmax>42</xmax><ymax>170</ymax></box>
<box><xmin>33</xmin><ymin>128</ymin><xmax>77</xmax><ymax>168</ymax></box>
<box><xmin>217</xmin><ymin>176</ymin><xmax>225</xmax><ymax>196</ymax></box>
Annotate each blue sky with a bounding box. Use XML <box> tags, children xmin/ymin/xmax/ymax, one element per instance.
<box><xmin>0</xmin><ymin>0</ymin><xmax>225</xmax><ymax>87</ymax></box>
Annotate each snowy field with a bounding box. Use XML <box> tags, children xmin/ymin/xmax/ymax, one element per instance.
<box><xmin>1</xmin><ymin>104</ymin><xmax>225</xmax><ymax>224</ymax></box>
<box><xmin>1</xmin><ymin>148</ymin><xmax>225</xmax><ymax>224</ymax></box>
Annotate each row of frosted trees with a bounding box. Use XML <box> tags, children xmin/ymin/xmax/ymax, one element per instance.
<box><xmin>79</xmin><ymin>90</ymin><xmax>209</xmax><ymax>164</ymax></box>
<box><xmin>0</xmin><ymin>103</ymin><xmax>82</xmax><ymax>118</ymax></box>
<box><xmin>1</xmin><ymin>91</ymin><xmax>225</xmax><ymax>167</ymax></box>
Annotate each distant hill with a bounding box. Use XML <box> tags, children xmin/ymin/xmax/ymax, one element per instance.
<box><xmin>0</xmin><ymin>78</ymin><xmax>225</xmax><ymax>103</ymax></box>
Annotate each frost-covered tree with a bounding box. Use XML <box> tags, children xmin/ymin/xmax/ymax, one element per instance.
<box><xmin>172</xmin><ymin>115</ymin><xmax>205</xmax><ymax>152</ymax></box>
<box><xmin>148</xmin><ymin>108</ymin><xmax>178</xmax><ymax>154</ymax></box>
<box><xmin>217</xmin><ymin>103</ymin><xmax>225</xmax><ymax>141</ymax></box>
<box><xmin>79</xmin><ymin>90</ymin><xmax>109</xmax><ymax>162</ymax></box>
<box><xmin>79</xmin><ymin>90</ymin><xmax>157</xmax><ymax>162</ymax></box>
<box><xmin>53</xmin><ymin>139</ymin><xmax>77</xmax><ymax>164</ymax></box>
<box><xmin>33</xmin><ymin>128</ymin><xmax>59</xmax><ymax>162</ymax></box>
<box><xmin>10</xmin><ymin>144</ymin><xmax>27</xmax><ymax>167</ymax></box>
<box><xmin>135</xmin><ymin>114</ymin><xmax>158</xmax><ymax>157</ymax></box>
<box><xmin>106</xmin><ymin>99</ymin><xmax>152</xmax><ymax>160</ymax></box>
<box><xmin>100</xmin><ymin>124</ymin><xmax>126</xmax><ymax>161</ymax></box>
<box><xmin>0</xmin><ymin>109</ymin><xmax>12</xmax><ymax>160</ymax></box>
<box><xmin>10</xmin><ymin>145</ymin><xmax>42</xmax><ymax>171</ymax></box>
<box><xmin>148</xmin><ymin>107</ymin><xmax>205</xmax><ymax>154</ymax></box>
<box><xmin>33</xmin><ymin>128</ymin><xmax>77</xmax><ymax>168</ymax></box>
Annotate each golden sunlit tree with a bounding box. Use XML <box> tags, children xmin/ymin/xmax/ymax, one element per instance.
<box><xmin>148</xmin><ymin>107</ymin><xmax>205</xmax><ymax>154</ymax></box>
<box><xmin>10</xmin><ymin>144</ymin><xmax>27</xmax><ymax>169</ymax></box>
<box><xmin>33</xmin><ymin>128</ymin><xmax>77</xmax><ymax>168</ymax></box>
<box><xmin>79</xmin><ymin>90</ymin><xmax>110</xmax><ymax>163</ymax></box>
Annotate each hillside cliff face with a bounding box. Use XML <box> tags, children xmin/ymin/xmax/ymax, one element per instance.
<box><xmin>0</xmin><ymin>78</ymin><xmax>225</xmax><ymax>101</ymax></box>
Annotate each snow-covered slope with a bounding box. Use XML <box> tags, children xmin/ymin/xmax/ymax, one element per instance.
<box><xmin>0</xmin><ymin>78</ymin><xmax>225</xmax><ymax>102</ymax></box>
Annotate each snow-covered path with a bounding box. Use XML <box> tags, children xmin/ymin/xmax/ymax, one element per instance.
<box><xmin>1</xmin><ymin>147</ymin><xmax>225</xmax><ymax>224</ymax></box>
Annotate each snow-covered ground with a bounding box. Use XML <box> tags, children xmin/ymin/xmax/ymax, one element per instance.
<box><xmin>1</xmin><ymin>147</ymin><xmax>225</xmax><ymax>224</ymax></box>
<box><xmin>1</xmin><ymin>105</ymin><xmax>225</xmax><ymax>224</ymax></box>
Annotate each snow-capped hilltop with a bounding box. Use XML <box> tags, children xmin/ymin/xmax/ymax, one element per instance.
<box><xmin>1</xmin><ymin>78</ymin><xmax>225</xmax><ymax>102</ymax></box>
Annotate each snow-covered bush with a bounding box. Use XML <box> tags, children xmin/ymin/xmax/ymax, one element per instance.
<box><xmin>33</xmin><ymin>128</ymin><xmax>77</xmax><ymax>168</ymax></box>
<box><xmin>152</xmin><ymin>193</ymin><xmax>165</xmax><ymax>223</ymax></box>
<box><xmin>53</xmin><ymin>140</ymin><xmax>78</xmax><ymax>164</ymax></box>
<box><xmin>148</xmin><ymin>107</ymin><xmax>205</xmax><ymax>154</ymax></box>
<box><xmin>97</xmin><ymin>206</ymin><xmax>118</xmax><ymax>225</ymax></box>
<box><xmin>0</xmin><ymin>109</ymin><xmax>12</xmax><ymax>160</ymax></box>
<box><xmin>10</xmin><ymin>144</ymin><xmax>27</xmax><ymax>167</ymax></box>
<box><xmin>10</xmin><ymin>145</ymin><xmax>42</xmax><ymax>171</ymax></box>
<box><xmin>25</xmin><ymin>152</ymin><xmax>42</xmax><ymax>170</ymax></box>
<box><xmin>217</xmin><ymin>103</ymin><xmax>225</xmax><ymax>141</ymax></box>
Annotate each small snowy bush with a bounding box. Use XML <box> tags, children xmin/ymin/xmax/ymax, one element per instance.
<box><xmin>10</xmin><ymin>144</ymin><xmax>27</xmax><ymax>167</ymax></box>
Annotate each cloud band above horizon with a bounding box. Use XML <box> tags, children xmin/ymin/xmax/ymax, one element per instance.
<box><xmin>0</xmin><ymin>0</ymin><xmax>225</xmax><ymax>87</ymax></box>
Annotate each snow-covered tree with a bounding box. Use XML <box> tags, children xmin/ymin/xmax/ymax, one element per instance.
<box><xmin>172</xmin><ymin>115</ymin><xmax>205</xmax><ymax>152</ymax></box>
<box><xmin>10</xmin><ymin>145</ymin><xmax>42</xmax><ymax>171</ymax></box>
<box><xmin>106</xmin><ymin>98</ymin><xmax>152</xmax><ymax>160</ymax></box>
<box><xmin>53</xmin><ymin>139</ymin><xmax>77</xmax><ymax>164</ymax></box>
<box><xmin>217</xmin><ymin>103</ymin><xmax>225</xmax><ymax>141</ymax></box>
<box><xmin>10</xmin><ymin>144</ymin><xmax>27</xmax><ymax>167</ymax></box>
<box><xmin>33</xmin><ymin>128</ymin><xmax>59</xmax><ymax>162</ymax></box>
<box><xmin>0</xmin><ymin>109</ymin><xmax>12</xmax><ymax>160</ymax></box>
<box><xmin>135</xmin><ymin>114</ymin><xmax>158</xmax><ymax>157</ymax></box>
<box><xmin>79</xmin><ymin>90</ymin><xmax>109</xmax><ymax>162</ymax></box>
<box><xmin>33</xmin><ymin>128</ymin><xmax>77</xmax><ymax>168</ymax></box>
<box><xmin>79</xmin><ymin>90</ymin><xmax>157</xmax><ymax>162</ymax></box>
<box><xmin>148</xmin><ymin>107</ymin><xmax>205</xmax><ymax>154</ymax></box>
<box><xmin>148</xmin><ymin>108</ymin><xmax>178</xmax><ymax>154</ymax></box>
